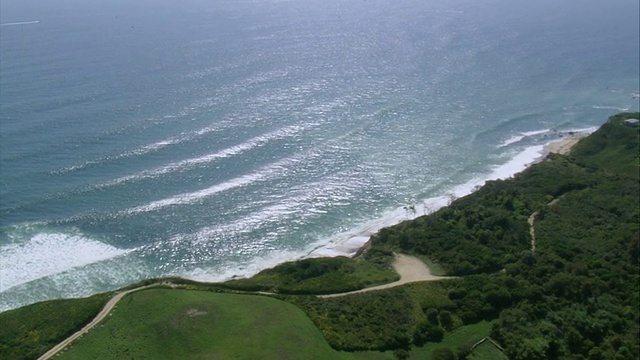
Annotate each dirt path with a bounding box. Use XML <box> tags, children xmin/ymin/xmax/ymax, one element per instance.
<box><xmin>320</xmin><ymin>254</ymin><xmax>454</xmax><ymax>298</ymax></box>
<box><xmin>39</xmin><ymin>255</ymin><xmax>449</xmax><ymax>356</ymax></box>
<box><xmin>529</xmin><ymin>198</ymin><xmax>562</xmax><ymax>254</ymax></box>
<box><xmin>528</xmin><ymin>211</ymin><xmax>539</xmax><ymax>253</ymax></box>
<box><xmin>37</xmin><ymin>285</ymin><xmax>154</xmax><ymax>360</ymax></box>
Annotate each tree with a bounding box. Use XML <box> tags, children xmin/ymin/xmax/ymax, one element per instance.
<box><xmin>426</xmin><ymin>308</ymin><xmax>439</xmax><ymax>324</ymax></box>
<box><xmin>438</xmin><ymin>310</ymin><xmax>453</xmax><ymax>330</ymax></box>
<box><xmin>413</xmin><ymin>321</ymin><xmax>443</xmax><ymax>346</ymax></box>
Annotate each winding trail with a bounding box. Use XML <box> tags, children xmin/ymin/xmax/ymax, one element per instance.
<box><xmin>37</xmin><ymin>285</ymin><xmax>154</xmax><ymax>360</ymax></box>
<box><xmin>38</xmin><ymin>254</ymin><xmax>449</xmax><ymax>357</ymax></box>
<box><xmin>528</xmin><ymin>211</ymin><xmax>539</xmax><ymax>253</ymax></box>
<box><xmin>320</xmin><ymin>254</ymin><xmax>454</xmax><ymax>298</ymax></box>
<box><xmin>529</xmin><ymin>198</ymin><xmax>561</xmax><ymax>254</ymax></box>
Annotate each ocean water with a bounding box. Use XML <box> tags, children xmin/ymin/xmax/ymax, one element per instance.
<box><xmin>0</xmin><ymin>0</ymin><xmax>638</xmax><ymax>311</ymax></box>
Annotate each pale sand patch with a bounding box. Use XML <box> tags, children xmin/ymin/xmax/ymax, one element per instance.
<box><xmin>186</xmin><ymin>308</ymin><xmax>208</xmax><ymax>317</ymax></box>
<box><xmin>392</xmin><ymin>254</ymin><xmax>445</xmax><ymax>283</ymax></box>
<box><xmin>320</xmin><ymin>254</ymin><xmax>454</xmax><ymax>298</ymax></box>
<box><xmin>545</xmin><ymin>134</ymin><xmax>588</xmax><ymax>155</ymax></box>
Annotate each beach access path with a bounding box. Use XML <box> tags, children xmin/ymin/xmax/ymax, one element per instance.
<box><xmin>320</xmin><ymin>254</ymin><xmax>454</xmax><ymax>298</ymax></box>
<box><xmin>527</xmin><ymin>134</ymin><xmax>585</xmax><ymax>253</ymax></box>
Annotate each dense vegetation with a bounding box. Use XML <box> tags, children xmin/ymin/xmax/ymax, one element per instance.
<box><xmin>363</xmin><ymin>112</ymin><xmax>639</xmax><ymax>359</ymax></box>
<box><xmin>222</xmin><ymin>251</ymin><xmax>398</xmax><ymax>294</ymax></box>
<box><xmin>489</xmin><ymin>114</ymin><xmax>639</xmax><ymax>360</ymax></box>
<box><xmin>291</xmin><ymin>282</ymin><xmax>453</xmax><ymax>351</ymax></box>
<box><xmin>0</xmin><ymin>292</ymin><xmax>112</xmax><ymax>360</ymax></box>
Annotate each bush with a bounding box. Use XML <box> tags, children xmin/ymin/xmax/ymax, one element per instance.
<box><xmin>413</xmin><ymin>321</ymin><xmax>444</xmax><ymax>346</ymax></box>
<box><xmin>431</xmin><ymin>347</ymin><xmax>456</xmax><ymax>360</ymax></box>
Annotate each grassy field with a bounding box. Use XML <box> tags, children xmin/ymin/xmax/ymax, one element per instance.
<box><xmin>58</xmin><ymin>289</ymin><xmax>394</xmax><ymax>360</ymax></box>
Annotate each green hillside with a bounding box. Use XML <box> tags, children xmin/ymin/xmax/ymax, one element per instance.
<box><xmin>57</xmin><ymin>289</ymin><xmax>393</xmax><ymax>360</ymax></box>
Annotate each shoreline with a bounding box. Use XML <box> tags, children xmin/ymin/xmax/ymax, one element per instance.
<box><xmin>308</xmin><ymin>130</ymin><xmax>592</xmax><ymax>260</ymax></box>
<box><xmin>0</xmin><ymin>129</ymin><xmax>594</xmax><ymax>312</ymax></box>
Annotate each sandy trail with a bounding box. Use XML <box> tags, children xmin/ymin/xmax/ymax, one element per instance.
<box><xmin>528</xmin><ymin>211</ymin><xmax>539</xmax><ymax>253</ymax></box>
<box><xmin>320</xmin><ymin>254</ymin><xmax>454</xmax><ymax>298</ymax></box>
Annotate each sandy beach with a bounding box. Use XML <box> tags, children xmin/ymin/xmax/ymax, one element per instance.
<box><xmin>545</xmin><ymin>133</ymin><xmax>588</xmax><ymax>155</ymax></box>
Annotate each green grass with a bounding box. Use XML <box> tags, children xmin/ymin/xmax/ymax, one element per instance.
<box><xmin>0</xmin><ymin>292</ymin><xmax>112</xmax><ymax>360</ymax></box>
<box><xmin>58</xmin><ymin>289</ymin><xmax>393</xmax><ymax>360</ymax></box>
<box><xmin>403</xmin><ymin>280</ymin><xmax>457</xmax><ymax>309</ymax></box>
<box><xmin>408</xmin><ymin>321</ymin><xmax>493</xmax><ymax>359</ymax></box>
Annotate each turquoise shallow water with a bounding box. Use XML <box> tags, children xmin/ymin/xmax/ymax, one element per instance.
<box><xmin>1</xmin><ymin>0</ymin><xmax>638</xmax><ymax>311</ymax></box>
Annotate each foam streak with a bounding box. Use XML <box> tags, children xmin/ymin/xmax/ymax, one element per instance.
<box><xmin>100</xmin><ymin>124</ymin><xmax>306</xmax><ymax>187</ymax></box>
<box><xmin>53</xmin><ymin>124</ymin><xmax>226</xmax><ymax>175</ymax></box>
<box><xmin>0</xmin><ymin>21</ymin><xmax>39</xmax><ymax>26</ymax></box>
<box><xmin>121</xmin><ymin>150</ymin><xmax>319</xmax><ymax>215</ymax></box>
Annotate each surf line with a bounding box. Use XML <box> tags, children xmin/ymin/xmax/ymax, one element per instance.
<box><xmin>0</xmin><ymin>21</ymin><xmax>40</xmax><ymax>26</ymax></box>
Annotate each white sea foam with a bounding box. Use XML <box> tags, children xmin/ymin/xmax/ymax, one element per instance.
<box><xmin>0</xmin><ymin>232</ymin><xmax>131</xmax><ymax>292</ymax></box>
<box><xmin>181</xmin><ymin>202</ymin><xmax>300</xmax><ymax>241</ymax></box>
<box><xmin>592</xmin><ymin>105</ymin><xmax>631</xmax><ymax>111</ymax></box>
<box><xmin>171</xmin><ymin>178</ymin><xmax>358</xmax><ymax>246</ymax></box>
<box><xmin>184</xmin><ymin>249</ymin><xmax>307</xmax><ymax>283</ymax></box>
<box><xmin>123</xmin><ymin>172</ymin><xmax>269</xmax><ymax>214</ymax></box>
<box><xmin>100</xmin><ymin>124</ymin><xmax>308</xmax><ymax>187</ymax></box>
<box><xmin>53</xmin><ymin>123</ymin><xmax>229</xmax><ymax>175</ymax></box>
<box><xmin>0</xmin><ymin>21</ymin><xmax>39</xmax><ymax>27</ymax></box>
<box><xmin>121</xmin><ymin>138</ymin><xmax>185</xmax><ymax>157</ymax></box>
<box><xmin>498</xmin><ymin>129</ymin><xmax>551</xmax><ymax>148</ymax></box>
<box><xmin>121</xmin><ymin>151</ymin><xmax>314</xmax><ymax>215</ymax></box>
<box><xmin>112</xmin><ymin>122</ymin><xmax>231</xmax><ymax>160</ymax></box>
<box><xmin>499</xmin><ymin>135</ymin><xmax>526</xmax><ymax>148</ymax></box>
<box><xmin>0</xmin><ymin>251</ymin><xmax>148</xmax><ymax>312</ymax></box>
<box><xmin>140</xmin><ymin>176</ymin><xmax>362</xmax><ymax>281</ymax></box>
<box><xmin>561</xmin><ymin>126</ymin><xmax>599</xmax><ymax>134</ymax></box>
